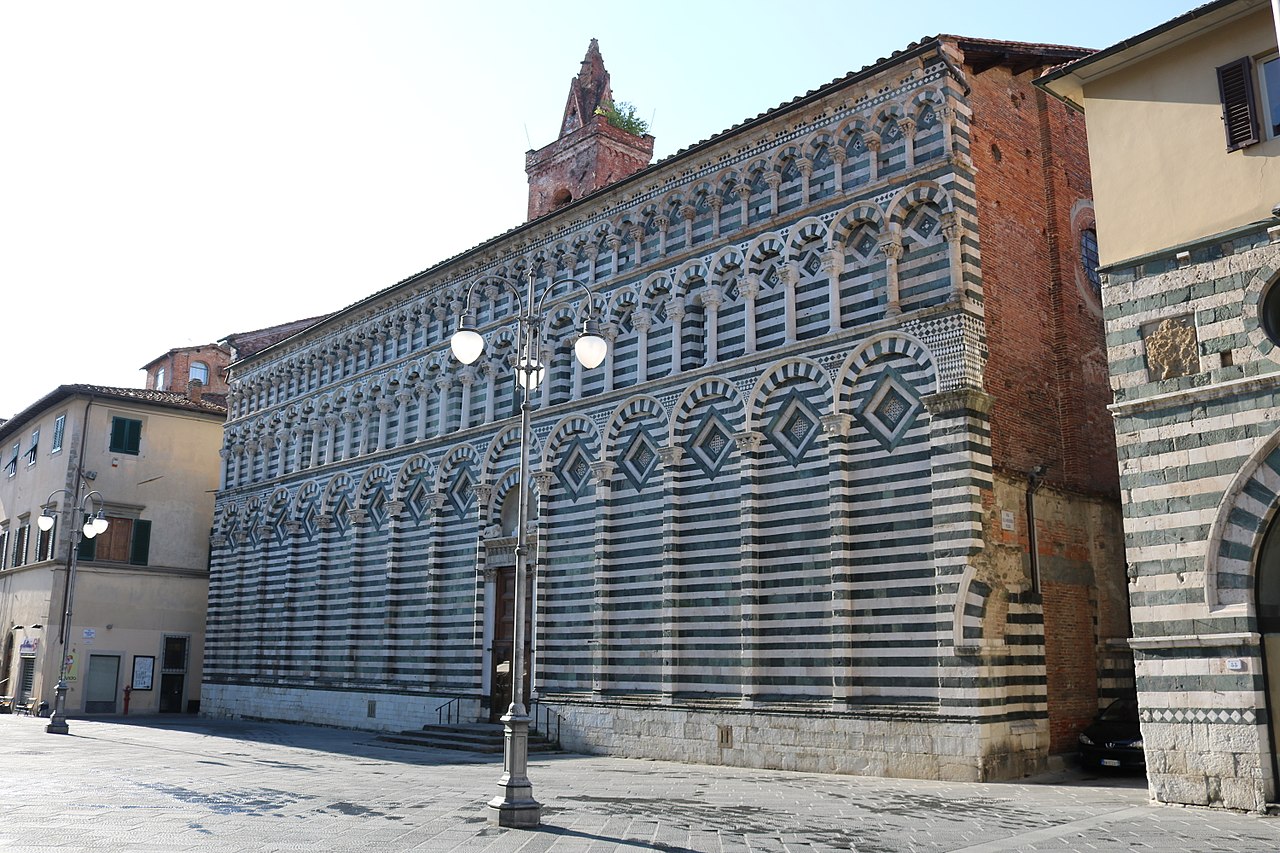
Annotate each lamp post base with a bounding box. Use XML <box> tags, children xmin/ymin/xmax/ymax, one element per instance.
<box><xmin>45</xmin><ymin>679</ymin><xmax>69</xmax><ymax>735</ymax></box>
<box><xmin>487</xmin><ymin>712</ymin><xmax>541</xmax><ymax>827</ymax></box>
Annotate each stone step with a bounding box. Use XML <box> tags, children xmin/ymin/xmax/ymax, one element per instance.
<box><xmin>375</xmin><ymin>722</ymin><xmax>560</xmax><ymax>755</ymax></box>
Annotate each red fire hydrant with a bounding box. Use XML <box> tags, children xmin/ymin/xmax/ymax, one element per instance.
<box><xmin>123</xmin><ymin>685</ymin><xmax>132</xmax><ymax>715</ymax></box>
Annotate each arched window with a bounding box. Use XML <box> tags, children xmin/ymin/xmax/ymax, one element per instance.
<box><xmin>190</xmin><ymin>362</ymin><xmax>209</xmax><ymax>385</ymax></box>
<box><xmin>552</xmin><ymin>188</ymin><xmax>573</xmax><ymax>210</ymax></box>
<box><xmin>1080</xmin><ymin>228</ymin><xmax>1101</xmax><ymax>298</ymax></box>
<box><xmin>1261</xmin><ymin>275</ymin><xmax>1280</xmax><ymax>348</ymax></box>
<box><xmin>1257</xmin><ymin>511</ymin><xmax>1280</xmax><ymax>633</ymax></box>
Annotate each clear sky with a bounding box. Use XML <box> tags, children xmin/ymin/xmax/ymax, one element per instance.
<box><xmin>0</xmin><ymin>0</ymin><xmax>1195</xmax><ymax>419</ymax></box>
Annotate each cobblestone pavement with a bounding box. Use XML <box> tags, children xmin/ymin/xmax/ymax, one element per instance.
<box><xmin>2</xmin><ymin>715</ymin><xmax>1279</xmax><ymax>852</ymax></box>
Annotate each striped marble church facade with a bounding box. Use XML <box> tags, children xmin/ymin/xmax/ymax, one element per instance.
<box><xmin>203</xmin><ymin>35</ymin><xmax>1129</xmax><ymax>782</ymax></box>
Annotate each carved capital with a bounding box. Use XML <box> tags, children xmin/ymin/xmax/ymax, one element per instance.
<box><xmin>209</xmin><ymin>534</ymin><xmax>228</xmax><ymax>549</ymax></box>
<box><xmin>666</xmin><ymin>297</ymin><xmax>686</xmax><ymax>323</ymax></box>
<box><xmin>878</xmin><ymin>237</ymin><xmax>904</xmax><ymax>262</ymax></box>
<box><xmin>864</xmin><ymin>133</ymin><xmax>882</xmax><ymax>152</ymax></box>
<box><xmin>316</xmin><ymin>513</ymin><xmax>335</xmax><ymax>531</ymax></box>
<box><xmin>699</xmin><ymin>286</ymin><xmax>723</xmax><ymax>311</ymax></box>
<box><xmin>778</xmin><ymin>262</ymin><xmax>800</xmax><ymax>288</ymax></box>
<box><xmin>739</xmin><ymin>273</ymin><xmax>761</xmax><ymax>300</ymax></box>
<box><xmin>940</xmin><ymin>210</ymin><xmax>960</xmax><ymax>243</ymax></box>
<box><xmin>829</xmin><ymin>146</ymin><xmax>848</xmax><ymax>164</ymax></box>
<box><xmin>631</xmin><ymin>308</ymin><xmax>653</xmax><ymax>332</ymax></box>
<box><xmin>283</xmin><ymin>520</ymin><xmax>303</xmax><ymax>536</ymax></box>
<box><xmin>821</xmin><ymin>248</ymin><xmax>844</xmax><ymax>277</ymax></box>
<box><xmin>706</xmin><ymin>194</ymin><xmax>724</xmax><ymax>211</ymax></box>
<box><xmin>532</xmin><ymin>471</ymin><xmax>554</xmax><ymax>493</ymax></box>
<box><xmin>921</xmin><ymin>388</ymin><xmax>994</xmax><ymax>417</ymax></box>
<box><xmin>378</xmin><ymin>399</ymin><xmax>396</xmax><ymax>414</ymax></box>
<box><xmin>678</xmin><ymin>204</ymin><xmax>696</xmax><ymax>222</ymax></box>
<box><xmin>898</xmin><ymin>117</ymin><xmax>917</xmax><ymax>139</ymax></box>
<box><xmin>656</xmin><ymin>445</ymin><xmax>684</xmax><ymax>467</ymax></box>
<box><xmin>385</xmin><ymin>499</ymin><xmax>405</xmax><ymax>518</ymax></box>
<box><xmin>473</xmin><ymin>483</ymin><xmax>495</xmax><ymax>505</ymax></box>
<box><xmin>346</xmin><ymin>508</ymin><xmax>368</xmax><ymax>526</ymax></box>
<box><xmin>590</xmin><ymin>461</ymin><xmax>616</xmax><ymax>483</ymax></box>
<box><xmin>653</xmin><ymin>214</ymin><xmax>670</xmax><ymax>232</ymax></box>
<box><xmin>796</xmin><ymin>158</ymin><xmax>814</xmax><ymax>177</ymax></box>
<box><xmin>819</xmin><ymin>413</ymin><xmax>852</xmax><ymax>438</ymax></box>
<box><xmin>762</xmin><ymin>172</ymin><xmax>782</xmax><ymax>190</ymax></box>
<box><xmin>733</xmin><ymin>430</ymin><xmax>764</xmax><ymax>453</ymax></box>
<box><xmin>734</xmin><ymin>182</ymin><xmax>753</xmax><ymax>200</ymax></box>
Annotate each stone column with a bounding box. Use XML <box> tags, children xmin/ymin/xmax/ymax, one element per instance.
<box><xmin>607</xmin><ymin>235</ymin><xmax>623</xmax><ymax>274</ymax></box>
<box><xmin>900</xmin><ymin>117</ymin><xmax>917</xmax><ymax>171</ymax></box>
<box><xmin>394</xmin><ymin>389</ymin><xmax>409</xmax><ymax>445</ymax></box>
<box><xmin>291</xmin><ymin>426</ymin><xmax>304</xmax><ymax>473</ymax></box>
<box><xmin>309</xmin><ymin>420</ymin><xmax>323</xmax><ymax>468</ymax></box>
<box><xmin>538</xmin><ymin>345</ymin><xmax>554</xmax><ymax>408</ymax></box>
<box><xmin>763</xmin><ymin>172</ymin><xmax>781</xmax><ymax>217</ymax></box>
<box><xmin>734</xmin><ymin>430</ymin><xmax>764</xmax><ymax>707</ymax></box>
<box><xmin>667</xmin><ymin>297</ymin><xmax>686</xmax><ymax>376</ymax></box>
<box><xmin>879</xmin><ymin>229</ymin><xmax>904</xmax><ymax>318</ymax></box>
<box><xmin>435</xmin><ymin>377</ymin><xmax>453</xmax><ymax>437</ymax></box>
<box><xmin>584</xmin><ymin>242</ymin><xmax>600</xmax><ymax>281</ymax></box>
<box><xmin>701</xmin><ymin>286</ymin><xmax>723</xmax><ymax>366</ymax></box>
<box><xmin>780</xmin><ymin>262</ymin><xmax>799</xmax><ymax>344</ymax></box>
<box><xmin>707</xmin><ymin>194</ymin><xmax>723</xmax><ymax>237</ymax></box>
<box><xmin>481</xmin><ymin>362</ymin><xmax>497</xmax><ymax>423</ymax></box>
<box><xmin>601</xmin><ymin>323</ymin><xmax>618</xmax><ymax>393</ymax></box>
<box><xmin>569</xmin><ymin>337</ymin><xmax>584</xmax><ymax>400</ymax></box>
<box><xmin>458</xmin><ymin>367</ymin><xmax>476</xmax><ymax>431</ymax></box>
<box><xmin>735</xmin><ymin>182</ymin><xmax>752</xmax><ymax>227</ymax></box>
<box><xmin>529</xmin><ymin>470</ymin><xmax>554</xmax><ymax>698</ymax></box>
<box><xmin>939</xmin><ymin>105</ymin><xmax>957</xmax><ymax>160</ymax></box>
<box><xmin>830</xmin><ymin>146</ymin><xmax>847</xmax><ymax>191</ymax></box>
<box><xmin>415</xmin><ymin>383</ymin><xmax>431</xmax><ymax>443</ymax></box>
<box><xmin>797</xmin><ymin>158</ymin><xmax>813</xmax><ymax>203</ymax></box>
<box><xmin>656</xmin><ymin>445</ymin><xmax>684</xmax><ymax>703</ymax></box>
<box><xmin>653</xmin><ymin>214</ymin><xmax>669</xmax><ymax>257</ymax></box>
<box><xmin>590</xmin><ymin>461</ymin><xmax>616</xmax><ymax>695</ymax></box>
<box><xmin>632</xmin><ymin>309</ymin><xmax>652</xmax><ymax>384</ymax></box>
<box><xmin>820</xmin><ymin>413</ymin><xmax>855</xmax><ymax>704</ymax></box>
<box><xmin>341</xmin><ymin>411</ymin><xmax>358</xmax><ymax>460</ymax></box>
<box><xmin>866</xmin><ymin>133</ymin><xmax>882</xmax><ymax>184</ymax></box>
<box><xmin>628</xmin><ymin>225</ymin><xmax>644</xmax><ymax>267</ymax></box>
<box><xmin>740</xmin><ymin>274</ymin><xmax>760</xmax><ymax>355</ymax></box>
<box><xmin>376</xmin><ymin>399</ymin><xmax>393</xmax><ymax>452</ymax></box>
<box><xmin>263</xmin><ymin>433</ymin><xmax>279</xmax><ymax>479</ymax></box>
<box><xmin>822</xmin><ymin>248</ymin><xmax>845</xmax><ymax>334</ymax></box>
<box><xmin>324</xmin><ymin>415</ymin><xmax>338</xmax><ymax>465</ymax></box>
<box><xmin>473</xmin><ymin>483</ymin><xmax>496</xmax><ymax>707</ymax></box>
<box><xmin>243</xmin><ymin>439</ymin><xmax>259</xmax><ymax>483</ymax></box>
<box><xmin>679</xmin><ymin>203</ymin><xmax>696</xmax><ymax>247</ymax></box>
<box><xmin>941</xmin><ymin>210</ymin><xmax>965</xmax><ymax>303</ymax></box>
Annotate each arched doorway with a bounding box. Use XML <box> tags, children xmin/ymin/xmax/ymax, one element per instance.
<box><xmin>1256</xmin><ymin>510</ymin><xmax>1280</xmax><ymax>771</ymax></box>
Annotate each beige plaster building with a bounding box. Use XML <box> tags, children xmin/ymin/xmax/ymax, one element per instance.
<box><xmin>1040</xmin><ymin>0</ymin><xmax>1280</xmax><ymax>811</ymax></box>
<box><xmin>0</xmin><ymin>382</ymin><xmax>226</xmax><ymax>717</ymax></box>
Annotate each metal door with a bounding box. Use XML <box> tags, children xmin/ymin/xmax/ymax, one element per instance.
<box><xmin>84</xmin><ymin>654</ymin><xmax>120</xmax><ymax>713</ymax></box>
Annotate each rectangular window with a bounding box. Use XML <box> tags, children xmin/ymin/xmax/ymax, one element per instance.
<box><xmin>109</xmin><ymin>417</ymin><xmax>142</xmax><ymax>455</ymax></box>
<box><xmin>12</xmin><ymin>522</ymin><xmax>30</xmax><ymax>568</ymax></box>
<box><xmin>35</xmin><ymin>518</ymin><xmax>55</xmax><ymax>562</ymax></box>
<box><xmin>4</xmin><ymin>443</ymin><xmax>17</xmax><ymax>477</ymax></box>
<box><xmin>0</xmin><ymin>528</ymin><xmax>8</xmax><ymax>570</ymax></box>
<box><xmin>1261</xmin><ymin>54</ymin><xmax>1280</xmax><ymax>140</ymax></box>
<box><xmin>79</xmin><ymin>516</ymin><xmax>150</xmax><ymax>566</ymax></box>
<box><xmin>25</xmin><ymin>429</ymin><xmax>38</xmax><ymax>466</ymax></box>
<box><xmin>1218</xmin><ymin>56</ymin><xmax>1261</xmax><ymax>150</ymax></box>
<box><xmin>51</xmin><ymin>414</ymin><xmax>65</xmax><ymax>453</ymax></box>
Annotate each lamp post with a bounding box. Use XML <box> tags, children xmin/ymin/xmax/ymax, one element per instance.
<box><xmin>451</xmin><ymin>268</ymin><xmax>607</xmax><ymax>828</ymax></box>
<box><xmin>38</xmin><ymin>483</ymin><xmax>108</xmax><ymax>735</ymax></box>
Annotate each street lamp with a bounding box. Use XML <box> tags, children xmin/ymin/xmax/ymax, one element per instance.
<box><xmin>451</xmin><ymin>268</ymin><xmax>607</xmax><ymax>828</ymax></box>
<box><xmin>39</xmin><ymin>484</ymin><xmax>108</xmax><ymax>735</ymax></box>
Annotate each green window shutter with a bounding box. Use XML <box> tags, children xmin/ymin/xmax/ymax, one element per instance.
<box><xmin>1217</xmin><ymin>57</ymin><xmax>1260</xmax><ymax>151</ymax></box>
<box><xmin>127</xmin><ymin>419</ymin><xmax>142</xmax><ymax>454</ymax></box>
<box><xmin>110</xmin><ymin>417</ymin><xmax>143</xmax><ymax>454</ymax></box>
<box><xmin>77</xmin><ymin>533</ymin><xmax>96</xmax><ymax>562</ymax></box>
<box><xmin>129</xmin><ymin>519</ymin><xmax>152</xmax><ymax>566</ymax></box>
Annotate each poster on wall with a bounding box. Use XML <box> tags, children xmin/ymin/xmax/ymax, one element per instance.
<box><xmin>64</xmin><ymin>650</ymin><xmax>78</xmax><ymax>682</ymax></box>
<box><xmin>132</xmin><ymin>656</ymin><xmax>154</xmax><ymax>691</ymax></box>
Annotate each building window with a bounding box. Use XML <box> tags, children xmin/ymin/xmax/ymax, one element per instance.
<box><xmin>4</xmin><ymin>443</ymin><xmax>17</xmax><ymax>477</ymax></box>
<box><xmin>155</xmin><ymin>367</ymin><xmax>166</xmax><ymax>390</ymax></box>
<box><xmin>190</xmin><ymin>362</ymin><xmax>209</xmax><ymax>385</ymax></box>
<box><xmin>77</xmin><ymin>516</ymin><xmax>151</xmax><ymax>566</ymax></box>
<box><xmin>109</xmin><ymin>417</ymin><xmax>142</xmax><ymax>455</ymax></box>
<box><xmin>35</xmin><ymin>517</ymin><xmax>55</xmax><ymax>562</ymax></box>
<box><xmin>0</xmin><ymin>527</ymin><xmax>8</xmax><ymax>570</ymax></box>
<box><xmin>25</xmin><ymin>429</ymin><xmax>38</xmax><ymax>466</ymax></box>
<box><xmin>1218</xmin><ymin>56</ymin><xmax>1261</xmax><ymax>150</ymax></box>
<box><xmin>1261</xmin><ymin>54</ymin><xmax>1280</xmax><ymax>140</ymax></box>
<box><xmin>12</xmin><ymin>521</ymin><xmax>29</xmax><ymax>568</ymax></box>
<box><xmin>51</xmin><ymin>414</ymin><xmax>65</xmax><ymax>454</ymax></box>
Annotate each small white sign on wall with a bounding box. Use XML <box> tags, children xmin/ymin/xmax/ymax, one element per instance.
<box><xmin>1001</xmin><ymin>510</ymin><xmax>1016</xmax><ymax>532</ymax></box>
<box><xmin>82</xmin><ymin>629</ymin><xmax>95</xmax><ymax>639</ymax></box>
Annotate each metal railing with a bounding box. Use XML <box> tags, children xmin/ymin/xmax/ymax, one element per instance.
<box><xmin>529</xmin><ymin>699</ymin><xmax>561</xmax><ymax>747</ymax></box>
<box><xmin>435</xmin><ymin>696</ymin><xmax>462</xmax><ymax>726</ymax></box>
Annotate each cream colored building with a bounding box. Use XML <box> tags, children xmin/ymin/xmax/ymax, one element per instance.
<box><xmin>0</xmin><ymin>383</ymin><xmax>225</xmax><ymax>717</ymax></box>
<box><xmin>1040</xmin><ymin>0</ymin><xmax>1280</xmax><ymax>811</ymax></box>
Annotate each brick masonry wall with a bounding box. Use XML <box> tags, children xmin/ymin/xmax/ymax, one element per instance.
<box><xmin>968</xmin><ymin>65</ymin><xmax>1117</xmax><ymax>498</ymax></box>
<box><xmin>526</xmin><ymin>116</ymin><xmax>654</xmax><ymax>221</ymax></box>
<box><xmin>150</xmin><ymin>345</ymin><xmax>231</xmax><ymax>396</ymax></box>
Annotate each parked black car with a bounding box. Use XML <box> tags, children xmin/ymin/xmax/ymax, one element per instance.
<box><xmin>1078</xmin><ymin>698</ymin><xmax>1144</xmax><ymax>770</ymax></box>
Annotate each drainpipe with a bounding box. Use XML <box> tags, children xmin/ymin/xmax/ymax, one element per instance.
<box><xmin>1026</xmin><ymin>464</ymin><xmax>1047</xmax><ymax>594</ymax></box>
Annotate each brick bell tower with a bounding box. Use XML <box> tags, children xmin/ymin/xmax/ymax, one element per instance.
<box><xmin>525</xmin><ymin>39</ymin><xmax>655</xmax><ymax>221</ymax></box>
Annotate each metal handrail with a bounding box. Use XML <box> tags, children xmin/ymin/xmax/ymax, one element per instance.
<box><xmin>435</xmin><ymin>696</ymin><xmax>462</xmax><ymax>726</ymax></box>
<box><xmin>529</xmin><ymin>699</ymin><xmax>561</xmax><ymax>747</ymax></box>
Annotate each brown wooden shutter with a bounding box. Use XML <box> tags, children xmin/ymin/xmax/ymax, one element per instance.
<box><xmin>1217</xmin><ymin>57</ymin><xmax>1260</xmax><ymax>151</ymax></box>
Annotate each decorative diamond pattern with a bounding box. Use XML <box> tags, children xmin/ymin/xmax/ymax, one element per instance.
<box><xmin>407</xmin><ymin>480</ymin><xmax>432</xmax><ymax>523</ymax></box>
<box><xmin>301</xmin><ymin>504</ymin><xmax>318</xmax><ymax>541</ymax></box>
<box><xmin>911</xmin><ymin>210</ymin><xmax>938</xmax><ymax>240</ymax></box>
<box><xmin>919</xmin><ymin>105</ymin><xmax>937</xmax><ymax>128</ymax></box>
<box><xmin>555</xmin><ymin>439</ymin><xmax>594</xmax><ymax>502</ymax></box>
<box><xmin>620</xmin><ymin>427</ymin><xmax>659</xmax><ymax>492</ymax></box>
<box><xmin>856</xmin><ymin>232</ymin><xmax>878</xmax><ymax>259</ymax></box>
<box><xmin>689</xmin><ymin>407</ymin><xmax>735</xmax><ymax>479</ymax></box>
<box><xmin>766</xmin><ymin>388</ymin><xmax>822</xmax><ymax>466</ymax></box>
<box><xmin>884</xmin><ymin>120</ymin><xmax>901</xmax><ymax>140</ymax></box>
<box><xmin>855</xmin><ymin>365</ymin><xmax>923</xmax><ymax>452</ymax></box>
<box><xmin>448</xmin><ymin>469</ymin><xmax>475</xmax><ymax>517</ymax></box>
<box><xmin>802</xmin><ymin>253</ymin><xmax>822</xmax><ymax>277</ymax></box>
<box><xmin>332</xmin><ymin>498</ymin><xmax>350</xmax><ymax>535</ymax></box>
<box><xmin>367</xmin><ymin>489</ymin><xmax>387</xmax><ymax>530</ymax></box>
<box><xmin>763</xmin><ymin>265</ymin><xmax>781</xmax><ymax>289</ymax></box>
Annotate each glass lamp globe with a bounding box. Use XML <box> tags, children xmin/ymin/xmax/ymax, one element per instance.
<box><xmin>450</xmin><ymin>316</ymin><xmax>484</xmax><ymax>365</ymax></box>
<box><xmin>37</xmin><ymin>512</ymin><xmax>55</xmax><ymax>532</ymax></box>
<box><xmin>517</xmin><ymin>357</ymin><xmax>546</xmax><ymax>390</ymax></box>
<box><xmin>82</xmin><ymin>521</ymin><xmax>98</xmax><ymax>539</ymax></box>
<box><xmin>92</xmin><ymin>512</ymin><xmax>109</xmax><ymax>534</ymax></box>
<box><xmin>574</xmin><ymin>328</ymin><xmax>608</xmax><ymax>370</ymax></box>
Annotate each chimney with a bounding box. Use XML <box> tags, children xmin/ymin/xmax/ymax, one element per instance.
<box><xmin>188</xmin><ymin>378</ymin><xmax>204</xmax><ymax>404</ymax></box>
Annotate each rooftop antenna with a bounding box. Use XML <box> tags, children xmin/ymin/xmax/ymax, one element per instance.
<box><xmin>523</xmin><ymin>122</ymin><xmax>532</xmax><ymax>150</ymax></box>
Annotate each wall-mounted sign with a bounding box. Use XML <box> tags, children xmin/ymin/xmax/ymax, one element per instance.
<box><xmin>82</xmin><ymin>629</ymin><xmax>96</xmax><ymax>639</ymax></box>
<box><xmin>18</xmin><ymin>638</ymin><xmax>38</xmax><ymax>657</ymax></box>
<box><xmin>132</xmin><ymin>655</ymin><xmax>154</xmax><ymax>691</ymax></box>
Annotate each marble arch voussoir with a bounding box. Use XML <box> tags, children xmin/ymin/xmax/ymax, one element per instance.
<box><xmin>1204</xmin><ymin>426</ymin><xmax>1280</xmax><ymax>610</ymax></box>
<box><xmin>603</xmin><ymin>395</ymin><xmax>669</xmax><ymax>459</ymax></box>
<box><xmin>836</xmin><ymin>331</ymin><xmax>938</xmax><ymax>417</ymax></box>
<box><xmin>745</xmin><ymin>358</ymin><xmax>836</xmax><ymax>431</ymax></box>
<box><xmin>543</xmin><ymin>413</ymin><xmax>602</xmax><ymax>469</ymax></box>
<box><xmin>668</xmin><ymin>375</ymin><xmax>745</xmax><ymax>445</ymax></box>
<box><xmin>886</xmin><ymin>180</ymin><xmax>953</xmax><ymax>227</ymax></box>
